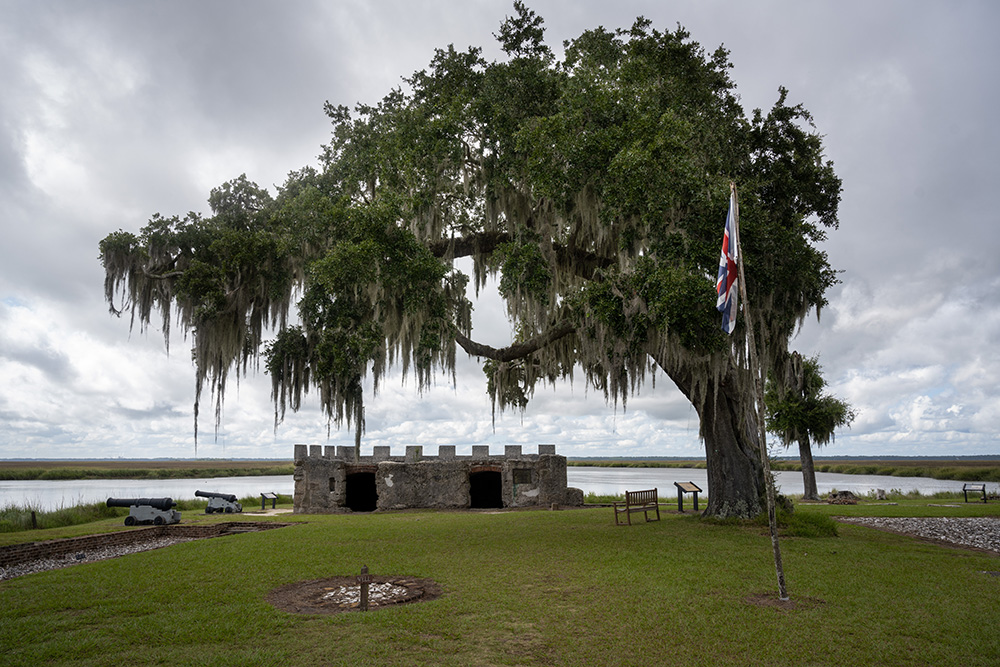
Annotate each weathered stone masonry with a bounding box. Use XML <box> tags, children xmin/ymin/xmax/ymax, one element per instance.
<box><xmin>293</xmin><ymin>444</ymin><xmax>584</xmax><ymax>513</ymax></box>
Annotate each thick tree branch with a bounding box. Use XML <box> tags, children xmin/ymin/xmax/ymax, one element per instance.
<box><xmin>455</xmin><ymin>320</ymin><xmax>576</xmax><ymax>362</ymax></box>
<box><xmin>426</xmin><ymin>231</ymin><xmax>509</xmax><ymax>259</ymax></box>
<box><xmin>142</xmin><ymin>268</ymin><xmax>185</xmax><ymax>280</ymax></box>
<box><xmin>427</xmin><ymin>232</ymin><xmax>614</xmax><ymax>280</ymax></box>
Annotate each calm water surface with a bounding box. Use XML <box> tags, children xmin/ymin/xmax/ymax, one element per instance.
<box><xmin>0</xmin><ymin>476</ymin><xmax>294</xmax><ymax>512</ymax></box>
<box><xmin>2</xmin><ymin>468</ymin><xmax>996</xmax><ymax>512</ymax></box>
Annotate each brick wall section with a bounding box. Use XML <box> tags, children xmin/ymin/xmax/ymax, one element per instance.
<box><xmin>0</xmin><ymin>522</ymin><xmax>289</xmax><ymax>568</ymax></box>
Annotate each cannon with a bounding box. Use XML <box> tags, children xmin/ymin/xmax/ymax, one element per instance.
<box><xmin>106</xmin><ymin>497</ymin><xmax>181</xmax><ymax>526</ymax></box>
<box><xmin>195</xmin><ymin>489</ymin><xmax>243</xmax><ymax>514</ymax></box>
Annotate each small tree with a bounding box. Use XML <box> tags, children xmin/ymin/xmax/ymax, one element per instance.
<box><xmin>765</xmin><ymin>353</ymin><xmax>855</xmax><ymax>500</ymax></box>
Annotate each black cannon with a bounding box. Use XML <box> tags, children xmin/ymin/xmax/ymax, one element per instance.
<box><xmin>106</xmin><ymin>497</ymin><xmax>181</xmax><ymax>526</ymax></box>
<box><xmin>195</xmin><ymin>490</ymin><xmax>243</xmax><ymax>514</ymax></box>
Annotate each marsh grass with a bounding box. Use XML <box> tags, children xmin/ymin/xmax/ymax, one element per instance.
<box><xmin>0</xmin><ymin>500</ymin><xmax>122</xmax><ymax>533</ymax></box>
<box><xmin>569</xmin><ymin>459</ymin><xmax>707</xmax><ymax>469</ymax></box>
<box><xmin>572</xmin><ymin>458</ymin><xmax>1000</xmax><ymax>484</ymax></box>
<box><xmin>0</xmin><ymin>463</ymin><xmax>294</xmax><ymax>481</ymax></box>
<box><xmin>583</xmin><ymin>492</ymin><xmax>622</xmax><ymax>504</ymax></box>
<box><xmin>772</xmin><ymin>460</ymin><xmax>1000</xmax><ymax>483</ymax></box>
<box><xmin>2</xmin><ymin>503</ymin><xmax>999</xmax><ymax>666</ymax></box>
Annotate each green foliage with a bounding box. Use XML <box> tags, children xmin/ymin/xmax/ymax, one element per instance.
<box><xmin>98</xmin><ymin>7</ymin><xmax>842</xmax><ymax>517</ymax></box>
<box><xmin>781</xmin><ymin>509</ymin><xmax>839</xmax><ymax>537</ymax></box>
<box><xmin>765</xmin><ymin>354</ymin><xmax>855</xmax><ymax>449</ymax></box>
<box><xmin>494</xmin><ymin>239</ymin><xmax>551</xmax><ymax>305</ymax></box>
<box><xmin>207</xmin><ymin>173</ymin><xmax>274</xmax><ymax>230</ymax></box>
<box><xmin>750</xmin><ymin>505</ymin><xmax>840</xmax><ymax>538</ymax></box>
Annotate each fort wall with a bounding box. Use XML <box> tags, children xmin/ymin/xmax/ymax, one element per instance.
<box><xmin>293</xmin><ymin>444</ymin><xmax>583</xmax><ymax>513</ymax></box>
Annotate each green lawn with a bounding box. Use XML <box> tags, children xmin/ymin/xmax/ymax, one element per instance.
<box><xmin>2</xmin><ymin>501</ymin><xmax>998</xmax><ymax>666</ymax></box>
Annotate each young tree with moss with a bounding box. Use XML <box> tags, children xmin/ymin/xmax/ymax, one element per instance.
<box><xmin>100</xmin><ymin>4</ymin><xmax>841</xmax><ymax>517</ymax></box>
<box><xmin>765</xmin><ymin>353</ymin><xmax>856</xmax><ymax>500</ymax></box>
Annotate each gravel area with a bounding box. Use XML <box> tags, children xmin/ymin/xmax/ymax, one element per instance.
<box><xmin>837</xmin><ymin>516</ymin><xmax>1000</xmax><ymax>554</ymax></box>
<box><xmin>1</xmin><ymin>537</ymin><xmax>194</xmax><ymax>581</ymax></box>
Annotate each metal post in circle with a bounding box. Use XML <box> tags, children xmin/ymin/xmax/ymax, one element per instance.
<box><xmin>357</xmin><ymin>565</ymin><xmax>372</xmax><ymax>611</ymax></box>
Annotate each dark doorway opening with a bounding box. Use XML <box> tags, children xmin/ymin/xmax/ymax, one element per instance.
<box><xmin>469</xmin><ymin>471</ymin><xmax>503</xmax><ymax>509</ymax></box>
<box><xmin>345</xmin><ymin>472</ymin><xmax>378</xmax><ymax>512</ymax></box>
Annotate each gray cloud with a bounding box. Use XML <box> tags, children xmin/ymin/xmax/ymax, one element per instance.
<box><xmin>0</xmin><ymin>0</ymin><xmax>997</xmax><ymax>459</ymax></box>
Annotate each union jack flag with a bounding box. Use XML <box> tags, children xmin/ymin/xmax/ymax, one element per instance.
<box><xmin>716</xmin><ymin>189</ymin><xmax>739</xmax><ymax>334</ymax></box>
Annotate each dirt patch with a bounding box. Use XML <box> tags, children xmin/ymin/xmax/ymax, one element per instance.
<box><xmin>267</xmin><ymin>575</ymin><xmax>443</xmax><ymax>615</ymax></box>
<box><xmin>744</xmin><ymin>591</ymin><xmax>826</xmax><ymax>611</ymax></box>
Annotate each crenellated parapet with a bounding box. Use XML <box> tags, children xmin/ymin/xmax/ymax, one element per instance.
<box><xmin>292</xmin><ymin>444</ymin><xmax>582</xmax><ymax>514</ymax></box>
<box><xmin>294</xmin><ymin>444</ymin><xmax>557</xmax><ymax>465</ymax></box>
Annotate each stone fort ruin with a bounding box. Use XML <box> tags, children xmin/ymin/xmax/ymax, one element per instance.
<box><xmin>293</xmin><ymin>444</ymin><xmax>584</xmax><ymax>513</ymax></box>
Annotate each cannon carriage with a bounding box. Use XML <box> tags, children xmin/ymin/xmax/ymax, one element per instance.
<box><xmin>106</xmin><ymin>497</ymin><xmax>181</xmax><ymax>526</ymax></box>
<box><xmin>195</xmin><ymin>490</ymin><xmax>243</xmax><ymax>514</ymax></box>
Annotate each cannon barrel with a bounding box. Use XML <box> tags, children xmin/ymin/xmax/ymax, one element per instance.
<box><xmin>195</xmin><ymin>490</ymin><xmax>238</xmax><ymax>503</ymax></box>
<box><xmin>106</xmin><ymin>497</ymin><xmax>176</xmax><ymax>511</ymax></box>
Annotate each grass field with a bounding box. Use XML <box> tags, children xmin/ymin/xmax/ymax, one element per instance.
<box><xmin>2</xmin><ymin>499</ymin><xmax>999</xmax><ymax>666</ymax></box>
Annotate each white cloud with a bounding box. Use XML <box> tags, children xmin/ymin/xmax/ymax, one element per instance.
<box><xmin>1</xmin><ymin>0</ymin><xmax>998</xmax><ymax>460</ymax></box>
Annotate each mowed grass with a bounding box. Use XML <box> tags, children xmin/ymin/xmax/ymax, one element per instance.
<box><xmin>2</xmin><ymin>503</ymin><xmax>999</xmax><ymax>666</ymax></box>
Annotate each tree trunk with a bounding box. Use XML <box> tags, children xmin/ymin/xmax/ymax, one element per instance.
<box><xmin>663</xmin><ymin>361</ymin><xmax>766</xmax><ymax>518</ymax></box>
<box><xmin>798</xmin><ymin>438</ymin><xmax>819</xmax><ymax>500</ymax></box>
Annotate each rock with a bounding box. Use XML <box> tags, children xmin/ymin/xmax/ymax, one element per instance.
<box><xmin>827</xmin><ymin>490</ymin><xmax>858</xmax><ymax>505</ymax></box>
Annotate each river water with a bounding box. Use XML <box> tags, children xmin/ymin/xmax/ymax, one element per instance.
<box><xmin>2</xmin><ymin>468</ymin><xmax>996</xmax><ymax>512</ymax></box>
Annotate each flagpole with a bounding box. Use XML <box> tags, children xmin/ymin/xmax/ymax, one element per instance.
<box><xmin>730</xmin><ymin>182</ymin><xmax>789</xmax><ymax>601</ymax></box>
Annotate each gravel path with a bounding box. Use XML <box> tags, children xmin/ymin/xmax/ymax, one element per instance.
<box><xmin>1</xmin><ymin>537</ymin><xmax>194</xmax><ymax>581</ymax></box>
<box><xmin>837</xmin><ymin>516</ymin><xmax>1000</xmax><ymax>554</ymax></box>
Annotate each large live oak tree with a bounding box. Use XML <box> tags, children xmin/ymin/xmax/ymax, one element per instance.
<box><xmin>100</xmin><ymin>4</ymin><xmax>841</xmax><ymax>518</ymax></box>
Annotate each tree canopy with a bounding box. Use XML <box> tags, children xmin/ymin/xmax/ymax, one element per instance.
<box><xmin>100</xmin><ymin>3</ymin><xmax>841</xmax><ymax>517</ymax></box>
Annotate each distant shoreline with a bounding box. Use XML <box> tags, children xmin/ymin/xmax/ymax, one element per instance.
<box><xmin>1</xmin><ymin>456</ymin><xmax>998</xmax><ymax>483</ymax></box>
<box><xmin>2</xmin><ymin>454</ymin><xmax>998</xmax><ymax>465</ymax></box>
<box><xmin>0</xmin><ymin>460</ymin><xmax>294</xmax><ymax>481</ymax></box>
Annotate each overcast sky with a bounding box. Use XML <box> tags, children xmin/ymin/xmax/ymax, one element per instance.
<box><xmin>1</xmin><ymin>0</ymin><xmax>997</xmax><ymax>461</ymax></box>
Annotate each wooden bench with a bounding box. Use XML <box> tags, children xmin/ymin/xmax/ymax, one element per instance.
<box><xmin>613</xmin><ymin>488</ymin><xmax>660</xmax><ymax>526</ymax></box>
<box><xmin>963</xmin><ymin>483</ymin><xmax>987</xmax><ymax>503</ymax></box>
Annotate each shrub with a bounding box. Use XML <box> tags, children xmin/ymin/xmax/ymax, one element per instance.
<box><xmin>782</xmin><ymin>510</ymin><xmax>839</xmax><ymax>538</ymax></box>
<box><xmin>751</xmin><ymin>505</ymin><xmax>838</xmax><ymax>538</ymax></box>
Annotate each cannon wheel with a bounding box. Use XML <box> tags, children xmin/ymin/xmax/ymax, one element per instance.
<box><xmin>154</xmin><ymin>515</ymin><xmax>165</xmax><ymax>526</ymax></box>
<box><xmin>124</xmin><ymin>515</ymin><xmax>137</xmax><ymax>526</ymax></box>
<box><xmin>224</xmin><ymin>506</ymin><xmax>233</xmax><ymax>513</ymax></box>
